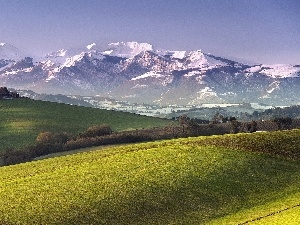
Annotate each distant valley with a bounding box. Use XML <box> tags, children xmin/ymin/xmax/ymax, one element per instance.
<box><xmin>15</xmin><ymin>89</ymin><xmax>300</xmax><ymax>122</ymax></box>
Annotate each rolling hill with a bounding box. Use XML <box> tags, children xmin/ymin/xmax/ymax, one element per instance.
<box><xmin>0</xmin><ymin>130</ymin><xmax>299</xmax><ymax>224</ymax></box>
<box><xmin>0</xmin><ymin>98</ymin><xmax>171</xmax><ymax>151</ymax></box>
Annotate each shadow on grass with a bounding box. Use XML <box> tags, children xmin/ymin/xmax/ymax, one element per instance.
<box><xmin>59</xmin><ymin>147</ymin><xmax>300</xmax><ymax>225</ymax></box>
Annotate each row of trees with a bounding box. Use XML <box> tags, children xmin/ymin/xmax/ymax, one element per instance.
<box><xmin>0</xmin><ymin>87</ymin><xmax>19</xmax><ymax>99</ymax></box>
<box><xmin>1</xmin><ymin>124</ymin><xmax>151</xmax><ymax>165</ymax></box>
<box><xmin>174</xmin><ymin>104</ymin><xmax>300</xmax><ymax>122</ymax></box>
<box><xmin>238</xmin><ymin>105</ymin><xmax>300</xmax><ymax>121</ymax></box>
<box><xmin>1</xmin><ymin>116</ymin><xmax>299</xmax><ymax>166</ymax></box>
<box><xmin>178</xmin><ymin>114</ymin><xmax>296</xmax><ymax>134</ymax></box>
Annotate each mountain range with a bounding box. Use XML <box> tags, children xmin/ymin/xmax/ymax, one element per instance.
<box><xmin>0</xmin><ymin>41</ymin><xmax>299</xmax><ymax>106</ymax></box>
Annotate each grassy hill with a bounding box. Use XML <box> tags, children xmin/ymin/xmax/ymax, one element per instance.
<box><xmin>0</xmin><ymin>98</ymin><xmax>171</xmax><ymax>151</ymax></box>
<box><xmin>0</xmin><ymin>130</ymin><xmax>299</xmax><ymax>224</ymax></box>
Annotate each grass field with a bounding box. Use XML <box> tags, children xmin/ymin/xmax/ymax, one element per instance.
<box><xmin>0</xmin><ymin>98</ymin><xmax>171</xmax><ymax>151</ymax></box>
<box><xmin>0</xmin><ymin>130</ymin><xmax>299</xmax><ymax>224</ymax></box>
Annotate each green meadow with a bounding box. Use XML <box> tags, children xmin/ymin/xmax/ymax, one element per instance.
<box><xmin>0</xmin><ymin>98</ymin><xmax>170</xmax><ymax>151</ymax></box>
<box><xmin>0</xmin><ymin>130</ymin><xmax>299</xmax><ymax>224</ymax></box>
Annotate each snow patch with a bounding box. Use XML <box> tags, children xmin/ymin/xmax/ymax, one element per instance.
<box><xmin>186</xmin><ymin>50</ymin><xmax>208</xmax><ymax>68</ymax></box>
<box><xmin>266</xmin><ymin>87</ymin><xmax>276</xmax><ymax>94</ymax></box>
<box><xmin>165</xmin><ymin>51</ymin><xmax>187</xmax><ymax>59</ymax></box>
<box><xmin>184</xmin><ymin>70</ymin><xmax>201</xmax><ymax>77</ymax></box>
<box><xmin>131</xmin><ymin>71</ymin><xmax>163</xmax><ymax>80</ymax></box>
<box><xmin>4</xmin><ymin>67</ymin><xmax>33</xmax><ymax>75</ymax></box>
<box><xmin>104</xmin><ymin>41</ymin><xmax>154</xmax><ymax>58</ymax></box>
<box><xmin>199</xmin><ymin>87</ymin><xmax>214</xmax><ymax>93</ymax></box>
<box><xmin>102</xmin><ymin>50</ymin><xmax>113</xmax><ymax>55</ymax></box>
<box><xmin>23</xmin><ymin>68</ymin><xmax>33</xmax><ymax>72</ymax></box>
<box><xmin>184</xmin><ymin>50</ymin><xmax>226</xmax><ymax>69</ymax></box>
<box><xmin>266</xmin><ymin>81</ymin><xmax>280</xmax><ymax>94</ymax></box>
<box><xmin>4</xmin><ymin>70</ymin><xmax>18</xmax><ymax>75</ymax></box>
<box><xmin>42</xmin><ymin>60</ymin><xmax>55</xmax><ymax>69</ymax></box>
<box><xmin>46</xmin><ymin>74</ymin><xmax>56</xmax><ymax>82</ymax></box>
<box><xmin>260</xmin><ymin>64</ymin><xmax>300</xmax><ymax>78</ymax></box>
<box><xmin>56</xmin><ymin>49</ymin><xmax>67</xmax><ymax>57</ymax></box>
<box><xmin>245</xmin><ymin>65</ymin><xmax>262</xmax><ymax>73</ymax></box>
<box><xmin>61</xmin><ymin>53</ymin><xmax>85</xmax><ymax>68</ymax></box>
<box><xmin>87</xmin><ymin>51</ymin><xmax>104</xmax><ymax>61</ymax></box>
<box><xmin>188</xmin><ymin>87</ymin><xmax>221</xmax><ymax>104</ymax></box>
<box><xmin>87</xmin><ymin>43</ymin><xmax>96</xmax><ymax>50</ymax></box>
<box><xmin>133</xmin><ymin>84</ymin><xmax>148</xmax><ymax>88</ymax></box>
<box><xmin>195</xmin><ymin>75</ymin><xmax>206</xmax><ymax>84</ymax></box>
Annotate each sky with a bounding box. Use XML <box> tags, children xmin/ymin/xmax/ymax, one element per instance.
<box><xmin>0</xmin><ymin>0</ymin><xmax>299</xmax><ymax>64</ymax></box>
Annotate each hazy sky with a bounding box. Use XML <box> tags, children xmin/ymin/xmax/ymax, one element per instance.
<box><xmin>1</xmin><ymin>0</ymin><xmax>299</xmax><ymax>64</ymax></box>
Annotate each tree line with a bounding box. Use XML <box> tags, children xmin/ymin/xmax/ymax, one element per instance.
<box><xmin>0</xmin><ymin>87</ymin><xmax>20</xmax><ymax>99</ymax></box>
<box><xmin>1</xmin><ymin>117</ymin><xmax>300</xmax><ymax>166</ymax></box>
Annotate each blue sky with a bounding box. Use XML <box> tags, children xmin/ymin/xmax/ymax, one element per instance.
<box><xmin>1</xmin><ymin>0</ymin><xmax>299</xmax><ymax>64</ymax></box>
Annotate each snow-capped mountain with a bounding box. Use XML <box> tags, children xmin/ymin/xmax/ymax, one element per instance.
<box><xmin>0</xmin><ymin>41</ymin><xmax>299</xmax><ymax>106</ymax></box>
<box><xmin>0</xmin><ymin>43</ymin><xmax>31</xmax><ymax>72</ymax></box>
<box><xmin>0</xmin><ymin>43</ymin><xmax>28</xmax><ymax>61</ymax></box>
<box><xmin>103</xmin><ymin>41</ymin><xmax>154</xmax><ymax>58</ymax></box>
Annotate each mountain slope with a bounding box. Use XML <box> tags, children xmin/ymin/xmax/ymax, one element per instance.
<box><xmin>1</xmin><ymin>41</ymin><xmax>299</xmax><ymax>105</ymax></box>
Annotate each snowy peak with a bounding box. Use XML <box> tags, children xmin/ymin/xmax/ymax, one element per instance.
<box><xmin>1</xmin><ymin>40</ymin><xmax>300</xmax><ymax>107</ymax></box>
<box><xmin>103</xmin><ymin>41</ymin><xmax>154</xmax><ymax>58</ymax></box>
<box><xmin>160</xmin><ymin>50</ymin><xmax>231</xmax><ymax>69</ymax></box>
<box><xmin>46</xmin><ymin>49</ymin><xmax>67</xmax><ymax>58</ymax></box>
<box><xmin>0</xmin><ymin>42</ymin><xmax>28</xmax><ymax>61</ymax></box>
<box><xmin>185</xmin><ymin>50</ymin><xmax>208</xmax><ymax>68</ymax></box>
<box><xmin>41</xmin><ymin>42</ymin><xmax>235</xmax><ymax>74</ymax></box>
<box><xmin>44</xmin><ymin>49</ymin><xmax>72</xmax><ymax>65</ymax></box>
<box><xmin>86</xmin><ymin>43</ymin><xmax>96</xmax><ymax>50</ymax></box>
<box><xmin>44</xmin><ymin>43</ymin><xmax>104</xmax><ymax>66</ymax></box>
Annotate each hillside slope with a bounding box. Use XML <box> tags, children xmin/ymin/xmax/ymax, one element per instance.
<box><xmin>0</xmin><ymin>98</ymin><xmax>170</xmax><ymax>151</ymax></box>
<box><xmin>0</xmin><ymin>130</ymin><xmax>299</xmax><ymax>224</ymax></box>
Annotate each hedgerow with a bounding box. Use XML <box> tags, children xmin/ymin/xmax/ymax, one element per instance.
<box><xmin>1</xmin><ymin>119</ymin><xmax>300</xmax><ymax>166</ymax></box>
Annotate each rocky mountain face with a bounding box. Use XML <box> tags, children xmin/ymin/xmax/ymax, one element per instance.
<box><xmin>0</xmin><ymin>41</ymin><xmax>299</xmax><ymax>106</ymax></box>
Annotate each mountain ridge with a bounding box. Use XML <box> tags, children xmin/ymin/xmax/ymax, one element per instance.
<box><xmin>1</xmin><ymin>41</ymin><xmax>299</xmax><ymax>105</ymax></box>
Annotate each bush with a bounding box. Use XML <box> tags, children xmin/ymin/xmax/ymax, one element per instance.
<box><xmin>0</xmin><ymin>148</ymin><xmax>32</xmax><ymax>166</ymax></box>
<box><xmin>273</xmin><ymin>117</ymin><xmax>293</xmax><ymax>130</ymax></box>
<box><xmin>79</xmin><ymin>124</ymin><xmax>112</xmax><ymax>138</ymax></box>
<box><xmin>36</xmin><ymin>132</ymin><xmax>72</xmax><ymax>145</ymax></box>
<box><xmin>34</xmin><ymin>132</ymin><xmax>73</xmax><ymax>157</ymax></box>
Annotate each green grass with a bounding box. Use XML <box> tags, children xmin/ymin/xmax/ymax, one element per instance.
<box><xmin>0</xmin><ymin>98</ymin><xmax>171</xmax><ymax>151</ymax></box>
<box><xmin>0</xmin><ymin>130</ymin><xmax>300</xmax><ymax>224</ymax></box>
<box><xmin>249</xmin><ymin>206</ymin><xmax>300</xmax><ymax>225</ymax></box>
